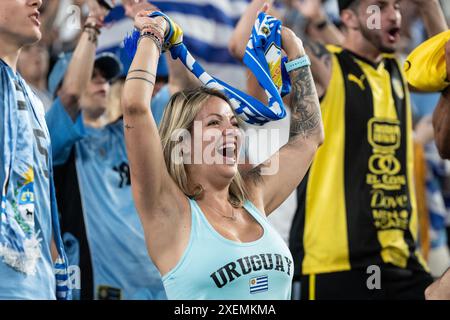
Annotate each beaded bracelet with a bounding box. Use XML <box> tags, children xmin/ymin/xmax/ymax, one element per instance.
<box><xmin>142</xmin><ymin>24</ymin><xmax>165</xmax><ymax>38</ymax></box>
<box><xmin>83</xmin><ymin>21</ymin><xmax>101</xmax><ymax>35</ymax></box>
<box><xmin>83</xmin><ymin>25</ymin><xmax>101</xmax><ymax>44</ymax></box>
<box><xmin>141</xmin><ymin>27</ymin><xmax>164</xmax><ymax>44</ymax></box>
<box><xmin>138</xmin><ymin>31</ymin><xmax>163</xmax><ymax>54</ymax></box>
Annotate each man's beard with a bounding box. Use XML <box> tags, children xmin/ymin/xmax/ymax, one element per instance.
<box><xmin>359</xmin><ymin>21</ymin><xmax>396</xmax><ymax>54</ymax></box>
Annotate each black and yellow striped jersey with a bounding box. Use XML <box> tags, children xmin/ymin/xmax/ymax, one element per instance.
<box><xmin>289</xmin><ymin>46</ymin><xmax>428</xmax><ymax>276</ymax></box>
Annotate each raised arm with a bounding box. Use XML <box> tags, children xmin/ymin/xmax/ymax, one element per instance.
<box><xmin>57</xmin><ymin>2</ymin><xmax>107</xmax><ymax>120</ymax></box>
<box><xmin>291</xmin><ymin>0</ymin><xmax>344</xmax><ymax>46</ymax></box>
<box><xmin>288</xmin><ymin>0</ymin><xmax>336</xmax><ymax>97</ymax></box>
<box><xmin>121</xmin><ymin>13</ymin><xmax>190</xmax><ymax>273</ymax></box>
<box><xmin>413</xmin><ymin>0</ymin><xmax>448</xmax><ymax>38</ymax></box>
<box><xmin>244</xmin><ymin>27</ymin><xmax>324</xmax><ymax>215</ymax></box>
<box><xmin>282</xmin><ymin>0</ymin><xmax>334</xmax><ymax>94</ymax></box>
<box><xmin>121</xmin><ymin>12</ymin><xmax>186</xmax><ymax>219</ymax></box>
<box><xmin>46</xmin><ymin>3</ymin><xmax>108</xmax><ymax>164</ymax></box>
<box><xmin>229</xmin><ymin>1</ymin><xmax>331</xmax><ymax>99</ymax></box>
<box><xmin>228</xmin><ymin>0</ymin><xmax>280</xmax><ymax>61</ymax></box>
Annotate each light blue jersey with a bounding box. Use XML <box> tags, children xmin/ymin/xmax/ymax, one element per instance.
<box><xmin>46</xmin><ymin>99</ymin><xmax>166</xmax><ymax>299</ymax></box>
<box><xmin>0</xmin><ymin>61</ymin><xmax>56</xmax><ymax>299</ymax></box>
<box><xmin>163</xmin><ymin>199</ymin><xmax>293</xmax><ymax>299</ymax></box>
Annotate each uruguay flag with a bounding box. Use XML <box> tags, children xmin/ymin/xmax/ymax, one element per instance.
<box><xmin>249</xmin><ymin>275</ymin><xmax>269</xmax><ymax>294</ymax></box>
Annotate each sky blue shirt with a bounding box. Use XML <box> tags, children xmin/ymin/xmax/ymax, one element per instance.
<box><xmin>46</xmin><ymin>98</ymin><xmax>166</xmax><ymax>299</ymax></box>
<box><xmin>0</xmin><ymin>62</ymin><xmax>55</xmax><ymax>299</ymax></box>
<box><xmin>163</xmin><ymin>199</ymin><xmax>294</xmax><ymax>299</ymax></box>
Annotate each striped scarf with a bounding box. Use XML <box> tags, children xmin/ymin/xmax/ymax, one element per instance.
<box><xmin>124</xmin><ymin>11</ymin><xmax>290</xmax><ymax>125</ymax></box>
<box><xmin>0</xmin><ymin>61</ymin><xmax>71</xmax><ymax>300</ymax></box>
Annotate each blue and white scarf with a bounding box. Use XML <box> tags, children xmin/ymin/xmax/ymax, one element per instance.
<box><xmin>0</xmin><ymin>61</ymin><xmax>71</xmax><ymax>300</ymax></box>
<box><xmin>124</xmin><ymin>12</ymin><xmax>290</xmax><ymax>125</ymax></box>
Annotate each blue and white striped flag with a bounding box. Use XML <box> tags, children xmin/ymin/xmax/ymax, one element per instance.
<box><xmin>249</xmin><ymin>275</ymin><xmax>268</xmax><ymax>294</ymax></box>
<box><xmin>124</xmin><ymin>11</ymin><xmax>290</xmax><ymax>125</ymax></box>
<box><xmin>100</xmin><ymin>0</ymin><xmax>255</xmax><ymax>87</ymax></box>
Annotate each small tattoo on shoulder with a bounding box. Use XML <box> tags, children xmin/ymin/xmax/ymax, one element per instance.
<box><xmin>124</xmin><ymin>124</ymin><xmax>134</xmax><ymax>130</ymax></box>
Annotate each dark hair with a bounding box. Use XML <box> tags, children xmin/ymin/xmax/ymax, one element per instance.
<box><xmin>339</xmin><ymin>0</ymin><xmax>360</xmax><ymax>13</ymax></box>
<box><xmin>348</xmin><ymin>0</ymin><xmax>361</xmax><ymax>12</ymax></box>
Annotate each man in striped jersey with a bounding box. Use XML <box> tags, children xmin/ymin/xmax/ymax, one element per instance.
<box><xmin>287</xmin><ymin>0</ymin><xmax>448</xmax><ymax>300</ymax></box>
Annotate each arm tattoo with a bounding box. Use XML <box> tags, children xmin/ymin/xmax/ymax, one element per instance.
<box><xmin>125</xmin><ymin>77</ymin><xmax>155</xmax><ymax>86</ymax></box>
<box><xmin>128</xmin><ymin>69</ymin><xmax>156</xmax><ymax>78</ymax></box>
<box><xmin>303</xmin><ymin>39</ymin><xmax>329</xmax><ymax>60</ymax></box>
<box><xmin>124</xmin><ymin>123</ymin><xmax>134</xmax><ymax>130</ymax></box>
<box><xmin>288</xmin><ymin>64</ymin><xmax>322</xmax><ymax>140</ymax></box>
<box><xmin>303</xmin><ymin>38</ymin><xmax>332</xmax><ymax>68</ymax></box>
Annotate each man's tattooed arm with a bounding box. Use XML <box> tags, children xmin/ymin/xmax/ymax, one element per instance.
<box><xmin>302</xmin><ymin>38</ymin><xmax>332</xmax><ymax>98</ymax></box>
<box><xmin>303</xmin><ymin>38</ymin><xmax>331</xmax><ymax>64</ymax></box>
<box><xmin>288</xmin><ymin>62</ymin><xmax>323</xmax><ymax>142</ymax></box>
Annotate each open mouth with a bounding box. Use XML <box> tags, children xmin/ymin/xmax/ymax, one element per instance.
<box><xmin>217</xmin><ymin>143</ymin><xmax>237</xmax><ymax>163</ymax></box>
<box><xmin>387</xmin><ymin>27</ymin><xmax>400</xmax><ymax>42</ymax></box>
<box><xmin>29</xmin><ymin>12</ymin><xmax>40</xmax><ymax>27</ymax></box>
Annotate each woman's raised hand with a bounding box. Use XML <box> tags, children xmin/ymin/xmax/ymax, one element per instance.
<box><xmin>134</xmin><ymin>9</ymin><xmax>167</xmax><ymax>36</ymax></box>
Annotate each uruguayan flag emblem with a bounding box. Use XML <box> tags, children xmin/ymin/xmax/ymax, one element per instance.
<box><xmin>249</xmin><ymin>275</ymin><xmax>268</xmax><ymax>294</ymax></box>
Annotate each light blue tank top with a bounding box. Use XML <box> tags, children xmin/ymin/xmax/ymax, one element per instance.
<box><xmin>162</xmin><ymin>199</ymin><xmax>293</xmax><ymax>300</ymax></box>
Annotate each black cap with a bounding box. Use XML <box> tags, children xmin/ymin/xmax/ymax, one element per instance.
<box><xmin>338</xmin><ymin>0</ymin><xmax>357</xmax><ymax>12</ymax></box>
<box><xmin>94</xmin><ymin>52</ymin><xmax>123</xmax><ymax>82</ymax></box>
<box><xmin>48</xmin><ymin>52</ymin><xmax>123</xmax><ymax>97</ymax></box>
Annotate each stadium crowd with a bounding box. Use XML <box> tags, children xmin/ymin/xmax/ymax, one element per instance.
<box><xmin>1</xmin><ymin>0</ymin><xmax>450</xmax><ymax>300</ymax></box>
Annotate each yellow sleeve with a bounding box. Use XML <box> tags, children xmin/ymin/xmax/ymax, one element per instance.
<box><xmin>404</xmin><ymin>30</ymin><xmax>450</xmax><ymax>92</ymax></box>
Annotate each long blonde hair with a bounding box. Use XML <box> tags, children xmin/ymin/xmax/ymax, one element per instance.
<box><xmin>158</xmin><ymin>87</ymin><xmax>247</xmax><ymax>207</ymax></box>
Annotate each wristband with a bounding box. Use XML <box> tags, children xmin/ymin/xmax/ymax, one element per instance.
<box><xmin>285</xmin><ymin>55</ymin><xmax>311</xmax><ymax>73</ymax></box>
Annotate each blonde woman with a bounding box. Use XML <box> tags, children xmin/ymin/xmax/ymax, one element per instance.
<box><xmin>121</xmin><ymin>11</ymin><xmax>324</xmax><ymax>299</ymax></box>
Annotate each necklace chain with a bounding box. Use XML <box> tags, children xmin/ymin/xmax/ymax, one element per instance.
<box><xmin>201</xmin><ymin>202</ymin><xmax>237</xmax><ymax>221</ymax></box>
